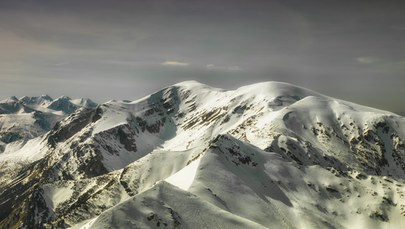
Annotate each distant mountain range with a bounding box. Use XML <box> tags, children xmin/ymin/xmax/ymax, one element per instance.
<box><xmin>0</xmin><ymin>95</ymin><xmax>96</xmax><ymax>156</ymax></box>
<box><xmin>0</xmin><ymin>81</ymin><xmax>404</xmax><ymax>228</ymax></box>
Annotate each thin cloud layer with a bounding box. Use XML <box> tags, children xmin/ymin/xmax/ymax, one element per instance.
<box><xmin>356</xmin><ymin>57</ymin><xmax>380</xmax><ymax>64</ymax></box>
<box><xmin>161</xmin><ymin>61</ymin><xmax>190</xmax><ymax>67</ymax></box>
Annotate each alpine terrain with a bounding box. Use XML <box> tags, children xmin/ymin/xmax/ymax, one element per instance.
<box><xmin>0</xmin><ymin>81</ymin><xmax>404</xmax><ymax>229</ymax></box>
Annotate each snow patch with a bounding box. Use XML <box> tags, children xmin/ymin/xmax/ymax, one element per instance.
<box><xmin>42</xmin><ymin>182</ymin><xmax>74</xmax><ymax>210</ymax></box>
<box><xmin>165</xmin><ymin>156</ymin><xmax>202</xmax><ymax>190</ymax></box>
<box><xmin>0</xmin><ymin>137</ymin><xmax>46</xmax><ymax>162</ymax></box>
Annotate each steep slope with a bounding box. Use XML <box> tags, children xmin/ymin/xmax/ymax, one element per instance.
<box><xmin>0</xmin><ymin>95</ymin><xmax>97</xmax><ymax>219</ymax></box>
<box><xmin>0</xmin><ymin>81</ymin><xmax>404</xmax><ymax>228</ymax></box>
<box><xmin>75</xmin><ymin>181</ymin><xmax>267</xmax><ymax>229</ymax></box>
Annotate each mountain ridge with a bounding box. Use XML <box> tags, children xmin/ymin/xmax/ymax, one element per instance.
<box><xmin>0</xmin><ymin>81</ymin><xmax>404</xmax><ymax>228</ymax></box>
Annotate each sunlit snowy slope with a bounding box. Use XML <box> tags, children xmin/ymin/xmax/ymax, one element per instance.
<box><xmin>0</xmin><ymin>81</ymin><xmax>404</xmax><ymax>229</ymax></box>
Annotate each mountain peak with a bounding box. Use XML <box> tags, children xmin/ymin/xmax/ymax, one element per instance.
<box><xmin>233</xmin><ymin>81</ymin><xmax>322</xmax><ymax>99</ymax></box>
<box><xmin>173</xmin><ymin>80</ymin><xmax>203</xmax><ymax>87</ymax></box>
<box><xmin>0</xmin><ymin>96</ymin><xmax>18</xmax><ymax>103</ymax></box>
<box><xmin>40</xmin><ymin>94</ymin><xmax>53</xmax><ymax>101</ymax></box>
<box><xmin>19</xmin><ymin>95</ymin><xmax>53</xmax><ymax>106</ymax></box>
<box><xmin>173</xmin><ymin>80</ymin><xmax>221</xmax><ymax>91</ymax></box>
<box><xmin>9</xmin><ymin>96</ymin><xmax>18</xmax><ymax>101</ymax></box>
<box><xmin>55</xmin><ymin>95</ymin><xmax>72</xmax><ymax>101</ymax></box>
<box><xmin>71</xmin><ymin>98</ymin><xmax>98</xmax><ymax>108</ymax></box>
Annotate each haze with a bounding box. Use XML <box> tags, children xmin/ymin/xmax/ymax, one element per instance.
<box><xmin>0</xmin><ymin>0</ymin><xmax>404</xmax><ymax>114</ymax></box>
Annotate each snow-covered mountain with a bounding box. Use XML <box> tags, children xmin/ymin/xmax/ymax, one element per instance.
<box><xmin>0</xmin><ymin>95</ymin><xmax>96</xmax><ymax>161</ymax></box>
<box><xmin>0</xmin><ymin>81</ymin><xmax>404</xmax><ymax>229</ymax></box>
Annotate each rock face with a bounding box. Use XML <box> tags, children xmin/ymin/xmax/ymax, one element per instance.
<box><xmin>0</xmin><ymin>81</ymin><xmax>404</xmax><ymax>229</ymax></box>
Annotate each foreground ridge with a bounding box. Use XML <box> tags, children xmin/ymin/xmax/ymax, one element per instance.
<box><xmin>0</xmin><ymin>81</ymin><xmax>404</xmax><ymax>228</ymax></box>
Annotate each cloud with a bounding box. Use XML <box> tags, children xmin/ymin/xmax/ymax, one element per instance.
<box><xmin>355</xmin><ymin>57</ymin><xmax>379</xmax><ymax>64</ymax></box>
<box><xmin>161</xmin><ymin>61</ymin><xmax>190</xmax><ymax>66</ymax></box>
<box><xmin>206</xmin><ymin>64</ymin><xmax>241</xmax><ymax>71</ymax></box>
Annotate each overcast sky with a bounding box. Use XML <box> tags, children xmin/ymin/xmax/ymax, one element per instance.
<box><xmin>0</xmin><ymin>0</ymin><xmax>404</xmax><ymax>114</ymax></box>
